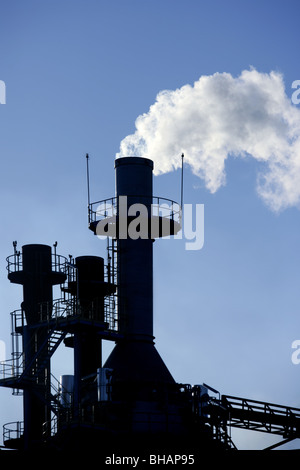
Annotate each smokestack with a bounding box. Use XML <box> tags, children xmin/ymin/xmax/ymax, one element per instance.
<box><xmin>103</xmin><ymin>157</ymin><xmax>175</xmax><ymax>387</ymax></box>
<box><xmin>115</xmin><ymin>157</ymin><xmax>154</xmax><ymax>341</ymax></box>
<box><xmin>8</xmin><ymin>244</ymin><xmax>66</xmax><ymax>449</ymax></box>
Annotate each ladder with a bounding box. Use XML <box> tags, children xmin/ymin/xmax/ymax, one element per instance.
<box><xmin>105</xmin><ymin>237</ymin><xmax>119</xmax><ymax>331</ymax></box>
<box><xmin>20</xmin><ymin>328</ymin><xmax>67</xmax><ymax>384</ymax></box>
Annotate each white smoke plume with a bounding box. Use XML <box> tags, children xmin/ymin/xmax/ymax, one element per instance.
<box><xmin>117</xmin><ymin>69</ymin><xmax>300</xmax><ymax>212</ymax></box>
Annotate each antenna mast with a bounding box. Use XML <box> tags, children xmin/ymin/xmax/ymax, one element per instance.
<box><xmin>181</xmin><ymin>153</ymin><xmax>184</xmax><ymax>210</ymax></box>
<box><xmin>86</xmin><ymin>153</ymin><xmax>91</xmax><ymax>207</ymax></box>
<box><xmin>86</xmin><ymin>153</ymin><xmax>92</xmax><ymax>226</ymax></box>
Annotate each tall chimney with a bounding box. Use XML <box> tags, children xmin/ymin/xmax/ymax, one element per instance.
<box><xmin>103</xmin><ymin>157</ymin><xmax>175</xmax><ymax>387</ymax></box>
<box><xmin>115</xmin><ymin>157</ymin><xmax>154</xmax><ymax>342</ymax></box>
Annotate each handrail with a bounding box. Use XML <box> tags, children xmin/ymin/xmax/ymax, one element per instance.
<box><xmin>3</xmin><ymin>421</ymin><xmax>24</xmax><ymax>443</ymax></box>
<box><xmin>0</xmin><ymin>355</ymin><xmax>23</xmax><ymax>380</ymax></box>
<box><xmin>222</xmin><ymin>395</ymin><xmax>300</xmax><ymax>436</ymax></box>
<box><xmin>88</xmin><ymin>195</ymin><xmax>181</xmax><ymax>226</ymax></box>
<box><xmin>10</xmin><ymin>299</ymin><xmax>75</xmax><ymax>331</ymax></box>
<box><xmin>43</xmin><ymin>373</ymin><xmax>74</xmax><ymax>437</ymax></box>
<box><xmin>6</xmin><ymin>253</ymin><xmax>69</xmax><ymax>275</ymax></box>
<box><xmin>0</xmin><ymin>300</ymin><xmax>73</xmax><ymax>382</ymax></box>
<box><xmin>0</xmin><ymin>295</ymin><xmax>118</xmax><ymax>383</ymax></box>
<box><xmin>223</xmin><ymin>395</ymin><xmax>300</xmax><ymax>419</ymax></box>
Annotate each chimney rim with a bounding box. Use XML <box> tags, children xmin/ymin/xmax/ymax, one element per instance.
<box><xmin>115</xmin><ymin>156</ymin><xmax>154</xmax><ymax>169</ymax></box>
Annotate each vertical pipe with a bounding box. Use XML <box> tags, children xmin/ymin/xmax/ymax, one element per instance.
<box><xmin>7</xmin><ymin>244</ymin><xmax>66</xmax><ymax>449</ymax></box>
<box><xmin>72</xmin><ymin>256</ymin><xmax>104</xmax><ymax>413</ymax></box>
<box><xmin>86</xmin><ymin>153</ymin><xmax>91</xmax><ymax>224</ymax></box>
<box><xmin>21</xmin><ymin>244</ymin><xmax>53</xmax><ymax>449</ymax></box>
<box><xmin>115</xmin><ymin>157</ymin><xmax>154</xmax><ymax>342</ymax></box>
<box><xmin>104</xmin><ymin>156</ymin><xmax>175</xmax><ymax>389</ymax></box>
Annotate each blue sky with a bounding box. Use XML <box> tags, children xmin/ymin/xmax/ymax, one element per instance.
<box><xmin>0</xmin><ymin>0</ymin><xmax>300</xmax><ymax>450</ymax></box>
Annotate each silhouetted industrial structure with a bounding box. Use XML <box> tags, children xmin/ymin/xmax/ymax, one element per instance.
<box><xmin>1</xmin><ymin>156</ymin><xmax>300</xmax><ymax>453</ymax></box>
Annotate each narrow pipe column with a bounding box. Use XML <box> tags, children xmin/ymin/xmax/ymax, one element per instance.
<box><xmin>115</xmin><ymin>157</ymin><xmax>154</xmax><ymax>343</ymax></box>
<box><xmin>104</xmin><ymin>157</ymin><xmax>174</xmax><ymax>388</ymax></box>
<box><xmin>21</xmin><ymin>245</ymin><xmax>53</xmax><ymax>449</ymax></box>
<box><xmin>72</xmin><ymin>256</ymin><xmax>104</xmax><ymax>411</ymax></box>
<box><xmin>8</xmin><ymin>244</ymin><xmax>66</xmax><ymax>449</ymax></box>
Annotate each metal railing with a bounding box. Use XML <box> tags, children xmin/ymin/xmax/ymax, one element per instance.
<box><xmin>222</xmin><ymin>395</ymin><xmax>300</xmax><ymax>437</ymax></box>
<box><xmin>0</xmin><ymin>292</ymin><xmax>119</xmax><ymax>383</ymax></box>
<box><xmin>11</xmin><ymin>299</ymin><xmax>75</xmax><ymax>330</ymax></box>
<box><xmin>6</xmin><ymin>252</ymin><xmax>69</xmax><ymax>276</ymax></box>
<box><xmin>0</xmin><ymin>302</ymin><xmax>72</xmax><ymax>383</ymax></box>
<box><xmin>0</xmin><ymin>356</ymin><xmax>23</xmax><ymax>380</ymax></box>
<box><xmin>3</xmin><ymin>421</ymin><xmax>24</xmax><ymax>443</ymax></box>
<box><xmin>177</xmin><ymin>384</ymin><xmax>237</xmax><ymax>450</ymax></box>
<box><xmin>3</xmin><ymin>373</ymin><xmax>74</xmax><ymax>443</ymax></box>
<box><xmin>88</xmin><ymin>195</ymin><xmax>182</xmax><ymax>230</ymax></box>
